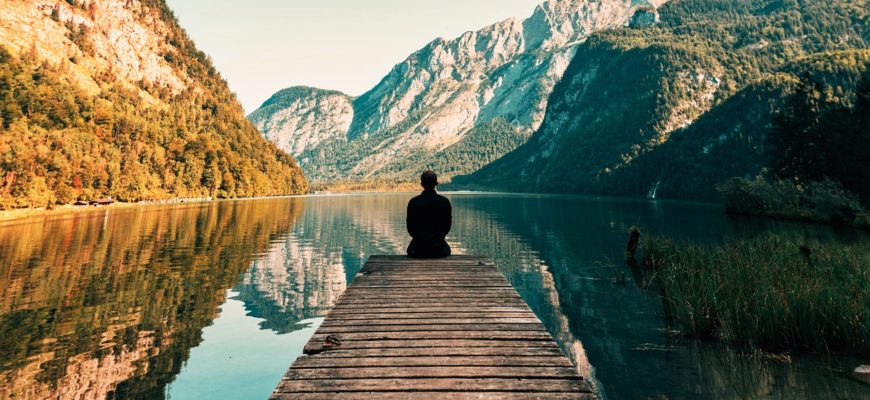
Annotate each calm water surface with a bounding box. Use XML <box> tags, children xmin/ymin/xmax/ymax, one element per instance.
<box><xmin>0</xmin><ymin>194</ymin><xmax>866</xmax><ymax>399</ymax></box>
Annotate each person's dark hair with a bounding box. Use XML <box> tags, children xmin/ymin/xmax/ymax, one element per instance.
<box><xmin>421</xmin><ymin>170</ymin><xmax>438</xmax><ymax>190</ymax></box>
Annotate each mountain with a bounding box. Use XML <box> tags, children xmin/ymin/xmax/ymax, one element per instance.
<box><xmin>0</xmin><ymin>0</ymin><xmax>308</xmax><ymax>209</ymax></box>
<box><xmin>250</xmin><ymin>0</ymin><xmax>667</xmax><ymax>184</ymax></box>
<box><xmin>249</xmin><ymin>86</ymin><xmax>355</xmax><ymax>157</ymax></box>
<box><xmin>458</xmin><ymin>0</ymin><xmax>868</xmax><ymax>200</ymax></box>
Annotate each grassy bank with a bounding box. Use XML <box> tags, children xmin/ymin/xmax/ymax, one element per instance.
<box><xmin>639</xmin><ymin>234</ymin><xmax>868</xmax><ymax>355</ymax></box>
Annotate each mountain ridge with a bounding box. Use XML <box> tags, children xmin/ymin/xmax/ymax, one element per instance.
<box><xmin>251</xmin><ymin>0</ymin><xmax>665</xmax><ymax>184</ymax></box>
<box><xmin>457</xmin><ymin>0</ymin><xmax>868</xmax><ymax>200</ymax></box>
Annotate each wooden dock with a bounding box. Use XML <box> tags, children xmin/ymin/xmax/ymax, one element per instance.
<box><xmin>271</xmin><ymin>255</ymin><xmax>596</xmax><ymax>399</ymax></box>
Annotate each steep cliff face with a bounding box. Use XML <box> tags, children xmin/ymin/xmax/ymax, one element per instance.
<box><xmin>0</xmin><ymin>0</ymin><xmax>187</xmax><ymax>98</ymax></box>
<box><xmin>252</xmin><ymin>0</ymin><xmax>665</xmax><ymax>183</ymax></box>
<box><xmin>249</xmin><ymin>87</ymin><xmax>354</xmax><ymax>156</ymax></box>
<box><xmin>459</xmin><ymin>0</ymin><xmax>868</xmax><ymax>199</ymax></box>
<box><xmin>0</xmin><ymin>0</ymin><xmax>308</xmax><ymax>207</ymax></box>
<box><xmin>461</xmin><ymin>30</ymin><xmax>724</xmax><ymax>192</ymax></box>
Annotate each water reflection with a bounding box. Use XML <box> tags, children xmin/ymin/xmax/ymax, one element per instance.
<box><xmin>232</xmin><ymin>195</ymin><xmax>410</xmax><ymax>335</ymax></box>
<box><xmin>0</xmin><ymin>200</ymin><xmax>301</xmax><ymax>399</ymax></box>
<box><xmin>450</xmin><ymin>194</ymin><xmax>867</xmax><ymax>400</ymax></box>
<box><xmin>0</xmin><ymin>194</ymin><xmax>866</xmax><ymax>400</ymax></box>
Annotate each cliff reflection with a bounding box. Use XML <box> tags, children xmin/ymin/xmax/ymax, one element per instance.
<box><xmin>449</xmin><ymin>199</ymin><xmax>596</xmax><ymax>381</ymax></box>
<box><xmin>0</xmin><ymin>199</ymin><xmax>301</xmax><ymax>399</ymax></box>
<box><xmin>234</xmin><ymin>195</ymin><xmax>408</xmax><ymax>334</ymax></box>
<box><xmin>2</xmin><ymin>194</ymin><xmax>863</xmax><ymax>400</ymax></box>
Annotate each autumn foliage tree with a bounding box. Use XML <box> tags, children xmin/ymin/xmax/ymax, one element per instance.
<box><xmin>0</xmin><ymin>2</ymin><xmax>308</xmax><ymax>209</ymax></box>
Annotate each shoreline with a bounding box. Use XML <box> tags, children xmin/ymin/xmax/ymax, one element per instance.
<box><xmin>0</xmin><ymin>197</ymin><xmax>219</xmax><ymax>225</ymax></box>
<box><xmin>0</xmin><ymin>191</ymin><xmax>727</xmax><ymax>225</ymax></box>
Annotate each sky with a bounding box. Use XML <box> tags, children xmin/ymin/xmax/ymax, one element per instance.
<box><xmin>165</xmin><ymin>0</ymin><xmax>545</xmax><ymax>114</ymax></box>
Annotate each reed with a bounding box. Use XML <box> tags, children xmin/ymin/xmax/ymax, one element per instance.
<box><xmin>640</xmin><ymin>234</ymin><xmax>869</xmax><ymax>355</ymax></box>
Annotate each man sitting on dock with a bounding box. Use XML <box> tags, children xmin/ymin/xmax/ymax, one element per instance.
<box><xmin>406</xmin><ymin>170</ymin><xmax>452</xmax><ymax>258</ymax></box>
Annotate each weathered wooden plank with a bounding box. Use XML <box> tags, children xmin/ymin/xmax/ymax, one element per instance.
<box><xmin>353</xmin><ymin>279</ymin><xmax>508</xmax><ymax>284</ymax></box>
<box><xmin>353</xmin><ymin>278</ymin><xmax>507</xmax><ymax>283</ymax></box>
<box><xmin>357</xmin><ymin>282</ymin><xmax>500</xmax><ymax>285</ymax></box>
<box><xmin>304</xmin><ymin>339</ymin><xmax>561</xmax><ymax>351</ymax></box>
<box><xmin>334</xmin><ymin>301</ymin><xmax>529</xmax><ymax>308</ymax></box>
<box><xmin>367</xmin><ymin>255</ymin><xmax>487</xmax><ymax>259</ymax></box>
<box><xmin>357</xmin><ymin>276</ymin><xmax>506</xmax><ymax>281</ymax></box>
<box><xmin>362</xmin><ymin>264</ymin><xmax>495</xmax><ymax>268</ymax></box>
<box><xmin>274</xmin><ymin>378</ymin><xmax>589</xmax><ymax>393</ymax></box>
<box><xmin>342</xmin><ymin>287</ymin><xmax>520</xmax><ymax>299</ymax></box>
<box><xmin>284</xmin><ymin>366</ymin><xmax>580</xmax><ymax>380</ymax></box>
<box><xmin>360</xmin><ymin>268</ymin><xmax>500</xmax><ymax>273</ymax></box>
<box><xmin>348</xmin><ymin>286</ymin><xmax>511</xmax><ymax>290</ymax></box>
<box><xmin>351</xmin><ymin>280</ymin><xmax>510</xmax><ymax>285</ymax></box>
<box><xmin>311</xmin><ymin>346</ymin><xmax>567</xmax><ymax>358</ymax></box>
<box><xmin>357</xmin><ymin>269</ymin><xmax>503</xmax><ymax>274</ymax></box>
<box><xmin>272</xmin><ymin>256</ymin><xmax>595</xmax><ymax>399</ymax></box>
<box><xmin>336</xmin><ymin>299</ymin><xmax>525</xmax><ymax>306</ymax></box>
<box><xmin>314</xmin><ymin>325</ymin><xmax>546</xmax><ymax>334</ymax></box>
<box><xmin>291</xmin><ymin>356</ymin><xmax>574</xmax><ymax>368</ymax></box>
<box><xmin>365</xmin><ymin>258</ymin><xmax>488</xmax><ymax>261</ymax></box>
<box><xmin>303</xmin><ymin>334</ymin><xmax>555</xmax><ymax>355</ymax></box>
<box><xmin>360</xmin><ymin>267</ymin><xmax>498</xmax><ymax>270</ymax></box>
<box><xmin>274</xmin><ymin>393</ymin><xmax>596</xmax><ymax>400</ymax></box>
<box><xmin>328</xmin><ymin>307</ymin><xmax>533</xmax><ymax>314</ymax></box>
<box><xmin>351</xmin><ymin>280</ymin><xmax>509</xmax><ymax>285</ymax></box>
<box><xmin>307</xmin><ymin>330</ymin><xmax>553</xmax><ymax>341</ymax></box>
<box><xmin>343</xmin><ymin>290</ymin><xmax>512</xmax><ymax>295</ymax></box>
<box><xmin>364</xmin><ymin>260</ymin><xmax>491</xmax><ymax>265</ymax></box>
<box><xmin>321</xmin><ymin>312</ymin><xmax>538</xmax><ymax>320</ymax></box>
<box><xmin>319</xmin><ymin>318</ymin><xmax>543</xmax><ymax>326</ymax></box>
<box><xmin>339</xmin><ymin>293</ymin><xmax>520</xmax><ymax>298</ymax></box>
<box><xmin>344</xmin><ymin>286</ymin><xmax>514</xmax><ymax>291</ymax></box>
<box><xmin>348</xmin><ymin>282</ymin><xmax>511</xmax><ymax>286</ymax></box>
<box><xmin>345</xmin><ymin>288</ymin><xmax>515</xmax><ymax>292</ymax></box>
<box><xmin>354</xmin><ymin>277</ymin><xmax>507</xmax><ymax>282</ymax></box>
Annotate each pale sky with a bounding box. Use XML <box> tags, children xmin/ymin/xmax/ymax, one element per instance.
<box><xmin>165</xmin><ymin>0</ymin><xmax>545</xmax><ymax>113</ymax></box>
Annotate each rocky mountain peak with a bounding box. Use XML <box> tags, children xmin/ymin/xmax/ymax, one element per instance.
<box><xmin>252</xmin><ymin>0</ymin><xmax>669</xmax><ymax>183</ymax></box>
<box><xmin>347</xmin><ymin>0</ymin><xmax>652</xmax><ymax>141</ymax></box>
<box><xmin>248</xmin><ymin>86</ymin><xmax>354</xmax><ymax>156</ymax></box>
<box><xmin>0</xmin><ymin>0</ymin><xmax>188</xmax><ymax>99</ymax></box>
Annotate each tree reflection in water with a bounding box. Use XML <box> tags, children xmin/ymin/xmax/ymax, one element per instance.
<box><xmin>0</xmin><ymin>199</ymin><xmax>302</xmax><ymax>399</ymax></box>
<box><xmin>1</xmin><ymin>194</ymin><xmax>866</xmax><ymax>400</ymax></box>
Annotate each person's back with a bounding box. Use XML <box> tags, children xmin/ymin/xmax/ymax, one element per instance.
<box><xmin>407</xmin><ymin>171</ymin><xmax>452</xmax><ymax>258</ymax></box>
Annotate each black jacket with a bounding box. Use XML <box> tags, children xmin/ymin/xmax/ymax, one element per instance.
<box><xmin>406</xmin><ymin>189</ymin><xmax>452</xmax><ymax>258</ymax></box>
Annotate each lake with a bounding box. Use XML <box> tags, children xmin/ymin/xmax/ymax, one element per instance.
<box><xmin>0</xmin><ymin>193</ymin><xmax>866</xmax><ymax>399</ymax></box>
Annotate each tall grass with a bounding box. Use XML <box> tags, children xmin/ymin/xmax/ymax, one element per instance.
<box><xmin>641</xmin><ymin>234</ymin><xmax>869</xmax><ymax>355</ymax></box>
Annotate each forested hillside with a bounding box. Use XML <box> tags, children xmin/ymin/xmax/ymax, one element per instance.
<box><xmin>0</xmin><ymin>0</ymin><xmax>307</xmax><ymax>209</ymax></box>
<box><xmin>458</xmin><ymin>0</ymin><xmax>868</xmax><ymax>201</ymax></box>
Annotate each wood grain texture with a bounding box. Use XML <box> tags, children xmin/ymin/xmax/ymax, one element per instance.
<box><xmin>270</xmin><ymin>256</ymin><xmax>596</xmax><ymax>399</ymax></box>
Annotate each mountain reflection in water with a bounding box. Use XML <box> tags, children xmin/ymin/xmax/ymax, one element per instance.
<box><xmin>0</xmin><ymin>194</ymin><xmax>865</xmax><ymax>400</ymax></box>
